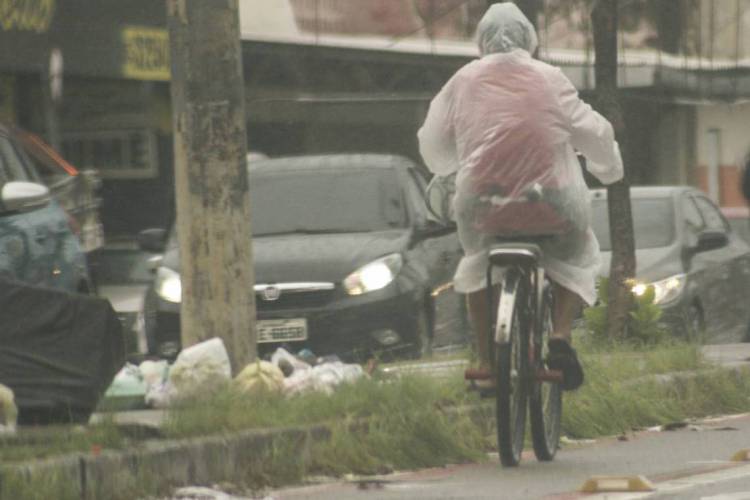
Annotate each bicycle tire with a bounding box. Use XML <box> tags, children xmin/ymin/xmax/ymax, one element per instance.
<box><xmin>495</xmin><ymin>272</ymin><xmax>529</xmax><ymax>467</ymax></box>
<box><xmin>529</xmin><ymin>286</ymin><xmax>562</xmax><ymax>462</ymax></box>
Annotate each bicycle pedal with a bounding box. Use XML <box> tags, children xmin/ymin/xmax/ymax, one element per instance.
<box><xmin>464</xmin><ymin>368</ymin><xmax>492</xmax><ymax>381</ymax></box>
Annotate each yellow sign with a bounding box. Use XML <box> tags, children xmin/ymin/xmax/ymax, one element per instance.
<box><xmin>122</xmin><ymin>26</ymin><xmax>170</xmax><ymax>81</ymax></box>
<box><xmin>0</xmin><ymin>0</ymin><xmax>55</xmax><ymax>33</ymax></box>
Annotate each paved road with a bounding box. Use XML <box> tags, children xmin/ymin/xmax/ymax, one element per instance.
<box><xmin>267</xmin><ymin>413</ymin><xmax>750</xmax><ymax>500</ymax></box>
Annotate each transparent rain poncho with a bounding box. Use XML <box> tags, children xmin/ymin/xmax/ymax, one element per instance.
<box><xmin>417</xmin><ymin>3</ymin><xmax>623</xmax><ymax>305</ymax></box>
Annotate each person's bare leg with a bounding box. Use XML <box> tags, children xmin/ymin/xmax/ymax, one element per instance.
<box><xmin>467</xmin><ymin>289</ymin><xmax>492</xmax><ymax>370</ymax></box>
<box><xmin>551</xmin><ymin>283</ymin><xmax>582</xmax><ymax>343</ymax></box>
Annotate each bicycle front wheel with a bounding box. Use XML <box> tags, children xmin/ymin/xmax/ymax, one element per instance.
<box><xmin>495</xmin><ymin>275</ymin><xmax>529</xmax><ymax>467</ymax></box>
<box><xmin>529</xmin><ymin>286</ymin><xmax>562</xmax><ymax>461</ymax></box>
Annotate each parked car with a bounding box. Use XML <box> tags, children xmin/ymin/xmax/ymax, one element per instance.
<box><xmin>12</xmin><ymin>126</ymin><xmax>104</xmax><ymax>256</ymax></box>
<box><xmin>721</xmin><ymin>206</ymin><xmax>750</xmax><ymax>244</ymax></box>
<box><xmin>591</xmin><ymin>186</ymin><xmax>750</xmax><ymax>342</ymax></box>
<box><xmin>0</xmin><ymin>124</ymin><xmax>90</xmax><ymax>292</ymax></box>
<box><xmin>94</xmin><ymin>241</ymin><xmax>154</xmax><ymax>355</ymax></box>
<box><xmin>138</xmin><ymin>154</ymin><xmax>466</xmax><ymax>360</ymax></box>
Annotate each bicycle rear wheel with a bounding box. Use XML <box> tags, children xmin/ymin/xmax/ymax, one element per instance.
<box><xmin>495</xmin><ymin>273</ymin><xmax>529</xmax><ymax>467</ymax></box>
<box><xmin>529</xmin><ymin>286</ymin><xmax>562</xmax><ymax>461</ymax></box>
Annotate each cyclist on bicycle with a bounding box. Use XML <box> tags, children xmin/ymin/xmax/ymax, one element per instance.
<box><xmin>418</xmin><ymin>3</ymin><xmax>623</xmax><ymax>391</ymax></box>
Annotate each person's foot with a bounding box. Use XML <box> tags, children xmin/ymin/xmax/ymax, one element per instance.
<box><xmin>546</xmin><ymin>338</ymin><xmax>584</xmax><ymax>391</ymax></box>
<box><xmin>465</xmin><ymin>366</ymin><xmax>496</xmax><ymax>397</ymax></box>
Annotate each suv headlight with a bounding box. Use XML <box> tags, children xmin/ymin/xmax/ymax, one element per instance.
<box><xmin>632</xmin><ymin>274</ymin><xmax>686</xmax><ymax>305</ymax></box>
<box><xmin>155</xmin><ymin>267</ymin><xmax>182</xmax><ymax>303</ymax></box>
<box><xmin>343</xmin><ymin>254</ymin><xmax>403</xmax><ymax>296</ymax></box>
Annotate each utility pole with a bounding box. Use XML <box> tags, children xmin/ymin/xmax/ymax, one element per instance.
<box><xmin>591</xmin><ymin>0</ymin><xmax>636</xmax><ymax>339</ymax></box>
<box><xmin>166</xmin><ymin>0</ymin><xmax>257</xmax><ymax>371</ymax></box>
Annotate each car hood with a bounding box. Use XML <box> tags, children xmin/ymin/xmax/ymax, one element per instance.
<box><xmin>161</xmin><ymin>229</ymin><xmax>411</xmax><ymax>284</ymax></box>
<box><xmin>97</xmin><ymin>284</ymin><xmax>147</xmax><ymax>313</ymax></box>
<box><xmin>598</xmin><ymin>244</ymin><xmax>684</xmax><ymax>283</ymax></box>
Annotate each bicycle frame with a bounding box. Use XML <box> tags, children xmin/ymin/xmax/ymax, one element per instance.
<box><xmin>487</xmin><ymin>244</ymin><xmax>562</xmax><ymax>384</ymax></box>
<box><xmin>487</xmin><ymin>246</ymin><xmax>544</xmax><ymax>345</ymax></box>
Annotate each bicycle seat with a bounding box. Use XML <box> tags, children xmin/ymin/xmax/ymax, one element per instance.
<box><xmin>488</xmin><ymin>235</ymin><xmax>555</xmax><ymax>267</ymax></box>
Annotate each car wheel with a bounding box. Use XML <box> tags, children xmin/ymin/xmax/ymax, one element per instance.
<box><xmin>411</xmin><ymin>305</ymin><xmax>434</xmax><ymax>359</ymax></box>
<box><xmin>685</xmin><ymin>303</ymin><xmax>705</xmax><ymax>343</ymax></box>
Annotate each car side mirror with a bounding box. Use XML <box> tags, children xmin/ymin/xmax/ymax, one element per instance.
<box><xmin>693</xmin><ymin>230</ymin><xmax>728</xmax><ymax>253</ymax></box>
<box><xmin>0</xmin><ymin>181</ymin><xmax>50</xmax><ymax>213</ymax></box>
<box><xmin>137</xmin><ymin>228</ymin><xmax>167</xmax><ymax>253</ymax></box>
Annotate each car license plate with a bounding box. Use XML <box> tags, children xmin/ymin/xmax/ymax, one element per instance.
<box><xmin>257</xmin><ymin>318</ymin><xmax>308</xmax><ymax>343</ymax></box>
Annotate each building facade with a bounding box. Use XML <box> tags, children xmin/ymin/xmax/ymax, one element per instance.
<box><xmin>1</xmin><ymin>0</ymin><xmax>749</xmax><ymax>238</ymax></box>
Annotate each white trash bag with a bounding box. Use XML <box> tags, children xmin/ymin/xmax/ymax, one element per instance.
<box><xmin>0</xmin><ymin>384</ymin><xmax>18</xmax><ymax>433</ymax></box>
<box><xmin>167</xmin><ymin>338</ymin><xmax>232</xmax><ymax>400</ymax></box>
<box><xmin>283</xmin><ymin>361</ymin><xmax>365</xmax><ymax>396</ymax></box>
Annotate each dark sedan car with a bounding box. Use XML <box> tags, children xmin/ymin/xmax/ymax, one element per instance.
<box><xmin>591</xmin><ymin>186</ymin><xmax>750</xmax><ymax>342</ymax></box>
<box><xmin>139</xmin><ymin>154</ymin><xmax>466</xmax><ymax>360</ymax></box>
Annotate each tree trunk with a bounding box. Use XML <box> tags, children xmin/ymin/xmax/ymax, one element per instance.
<box><xmin>591</xmin><ymin>0</ymin><xmax>636</xmax><ymax>340</ymax></box>
<box><xmin>166</xmin><ymin>0</ymin><xmax>257</xmax><ymax>372</ymax></box>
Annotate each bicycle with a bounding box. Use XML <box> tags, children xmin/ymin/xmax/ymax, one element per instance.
<box><xmin>466</xmin><ymin>238</ymin><xmax>563</xmax><ymax>467</ymax></box>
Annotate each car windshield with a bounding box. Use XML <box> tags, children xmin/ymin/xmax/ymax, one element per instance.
<box><xmin>591</xmin><ymin>198</ymin><xmax>675</xmax><ymax>251</ymax></box>
<box><xmin>250</xmin><ymin>167</ymin><xmax>407</xmax><ymax>237</ymax></box>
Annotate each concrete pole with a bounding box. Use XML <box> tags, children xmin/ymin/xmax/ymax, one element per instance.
<box><xmin>166</xmin><ymin>0</ymin><xmax>257</xmax><ymax>372</ymax></box>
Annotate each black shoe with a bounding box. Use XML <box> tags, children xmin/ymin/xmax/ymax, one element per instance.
<box><xmin>546</xmin><ymin>338</ymin><xmax>584</xmax><ymax>391</ymax></box>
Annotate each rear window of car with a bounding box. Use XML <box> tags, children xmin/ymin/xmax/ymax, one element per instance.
<box><xmin>591</xmin><ymin>198</ymin><xmax>676</xmax><ymax>251</ymax></box>
<box><xmin>250</xmin><ymin>167</ymin><xmax>407</xmax><ymax>236</ymax></box>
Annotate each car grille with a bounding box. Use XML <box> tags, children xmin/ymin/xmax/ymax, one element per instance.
<box><xmin>254</xmin><ymin>282</ymin><xmax>337</xmax><ymax>311</ymax></box>
<box><xmin>255</xmin><ymin>289</ymin><xmax>335</xmax><ymax>311</ymax></box>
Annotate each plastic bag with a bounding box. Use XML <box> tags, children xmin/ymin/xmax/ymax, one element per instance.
<box><xmin>100</xmin><ymin>363</ymin><xmax>148</xmax><ymax>411</ymax></box>
<box><xmin>233</xmin><ymin>361</ymin><xmax>285</xmax><ymax>395</ymax></box>
<box><xmin>270</xmin><ymin>347</ymin><xmax>311</xmax><ymax>374</ymax></box>
<box><xmin>168</xmin><ymin>338</ymin><xmax>232</xmax><ymax>399</ymax></box>
<box><xmin>139</xmin><ymin>359</ymin><xmax>169</xmax><ymax>388</ymax></box>
<box><xmin>283</xmin><ymin>361</ymin><xmax>364</xmax><ymax>396</ymax></box>
<box><xmin>0</xmin><ymin>383</ymin><xmax>18</xmax><ymax>433</ymax></box>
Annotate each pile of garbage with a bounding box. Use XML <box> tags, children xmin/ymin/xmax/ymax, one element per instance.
<box><xmin>103</xmin><ymin>338</ymin><xmax>366</xmax><ymax>410</ymax></box>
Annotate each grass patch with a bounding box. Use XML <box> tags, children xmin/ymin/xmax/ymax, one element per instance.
<box><xmin>0</xmin><ymin>469</ymin><xmax>79</xmax><ymax>500</ymax></box>
<box><xmin>164</xmin><ymin>374</ymin><xmax>485</xmax><ymax>488</ymax></box>
<box><xmin>3</xmin><ymin>340</ymin><xmax>750</xmax><ymax>497</ymax></box>
<box><xmin>562</xmin><ymin>341</ymin><xmax>750</xmax><ymax>438</ymax></box>
<box><xmin>0</xmin><ymin>416</ymin><xmax>127</xmax><ymax>463</ymax></box>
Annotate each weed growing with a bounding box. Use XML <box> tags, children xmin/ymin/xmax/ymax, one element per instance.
<box><xmin>562</xmin><ymin>342</ymin><xmax>750</xmax><ymax>438</ymax></box>
<box><xmin>0</xmin><ymin>469</ymin><xmax>79</xmax><ymax>500</ymax></box>
<box><xmin>0</xmin><ymin>416</ymin><xmax>125</xmax><ymax>463</ymax></box>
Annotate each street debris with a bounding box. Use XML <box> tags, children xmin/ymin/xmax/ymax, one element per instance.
<box><xmin>0</xmin><ymin>383</ymin><xmax>18</xmax><ymax>433</ymax></box>
<box><xmin>560</xmin><ymin>436</ymin><xmax>596</xmax><ymax>446</ymax></box>
<box><xmin>102</xmin><ymin>343</ymin><xmax>368</xmax><ymax>410</ymax></box>
<box><xmin>170</xmin><ymin>338</ymin><xmax>232</xmax><ymax>394</ymax></box>
<box><xmin>272</xmin><ymin>348</ymin><xmax>365</xmax><ymax>396</ymax></box>
<box><xmin>169</xmin><ymin>486</ymin><xmax>251</xmax><ymax>499</ymax></box>
<box><xmin>234</xmin><ymin>361</ymin><xmax>285</xmax><ymax>395</ymax></box>
<box><xmin>661</xmin><ymin>421</ymin><xmax>689</xmax><ymax>431</ymax></box>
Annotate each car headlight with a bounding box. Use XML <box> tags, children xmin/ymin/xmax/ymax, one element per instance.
<box><xmin>632</xmin><ymin>274</ymin><xmax>686</xmax><ymax>305</ymax></box>
<box><xmin>155</xmin><ymin>266</ymin><xmax>182</xmax><ymax>303</ymax></box>
<box><xmin>343</xmin><ymin>254</ymin><xmax>403</xmax><ymax>296</ymax></box>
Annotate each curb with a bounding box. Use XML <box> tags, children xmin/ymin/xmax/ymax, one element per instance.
<box><xmin>0</xmin><ymin>405</ymin><xmax>494</xmax><ymax>499</ymax></box>
<box><xmin>1</xmin><ymin>425</ymin><xmax>328</xmax><ymax>499</ymax></box>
